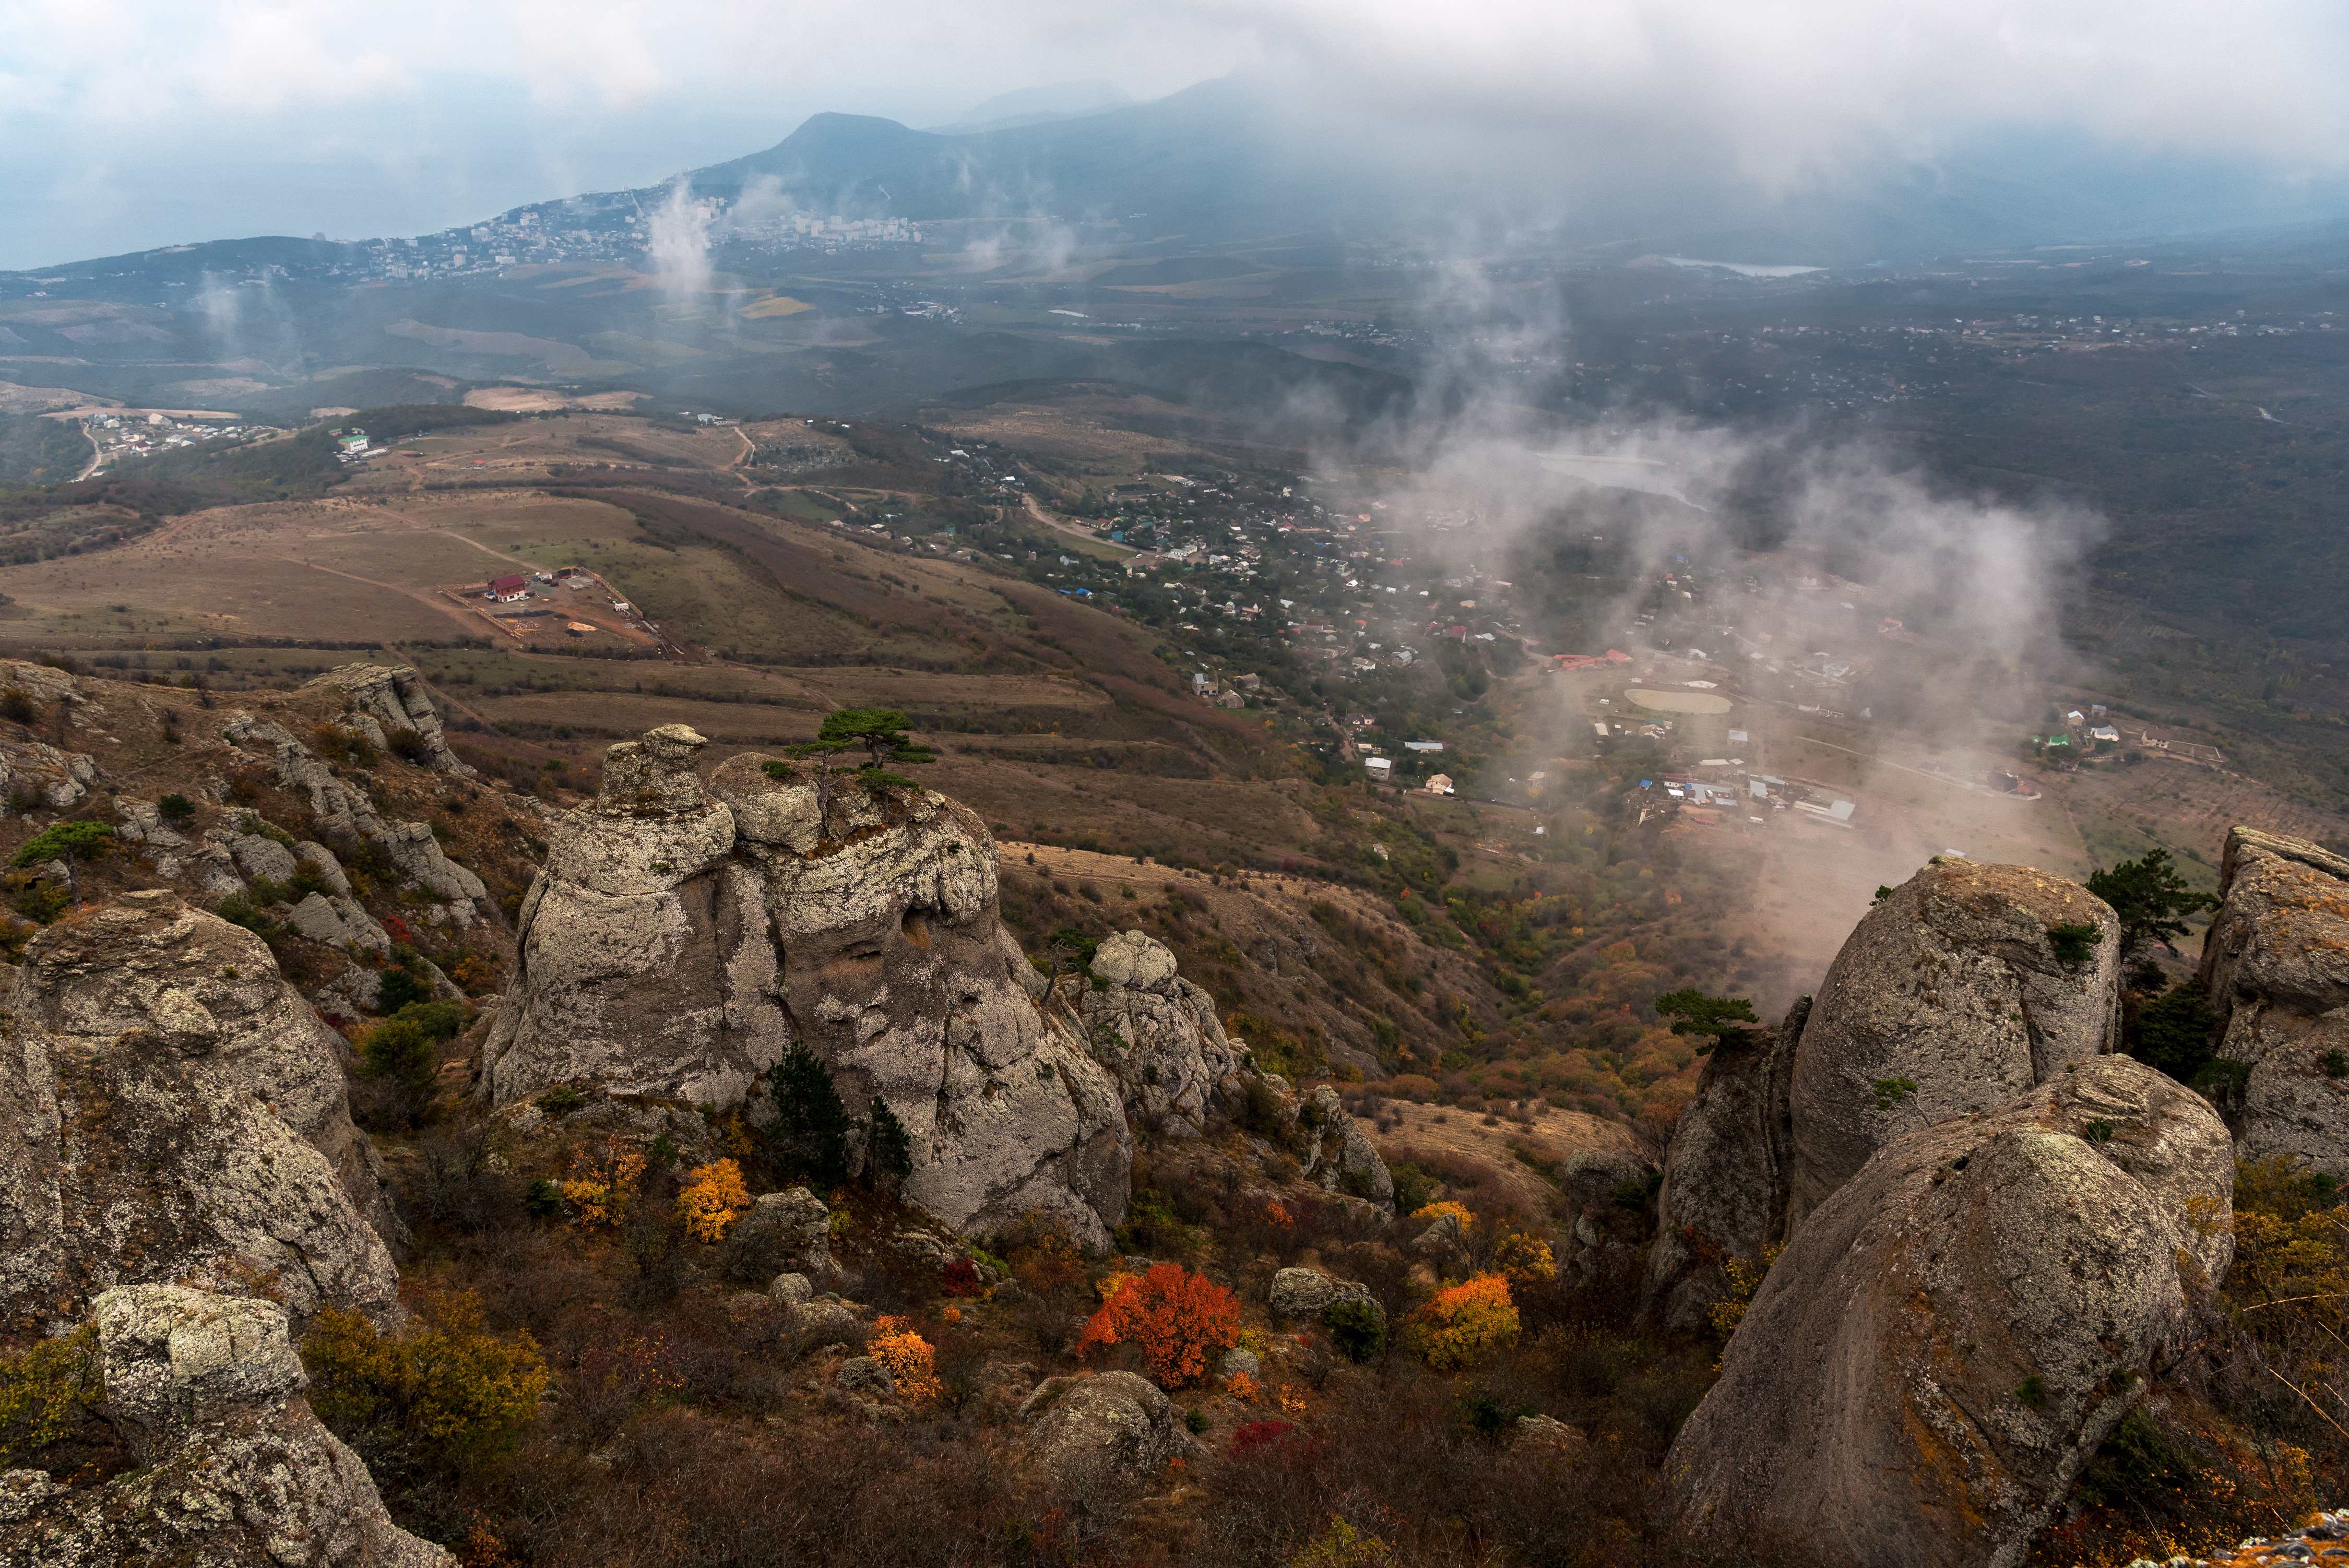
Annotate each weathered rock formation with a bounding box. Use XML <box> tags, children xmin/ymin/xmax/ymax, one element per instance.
<box><xmin>1076</xmin><ymin>930</ymin><xmax>1243</xmax><ymax>1135</ymax></box>
<box><xmin>1298</xmin><ymin>1082</ymin><xmax>1394</xmax><ymax>1206</ymax></box>
<box><xmin>1647</xmin><ymin>858</ymin><xmax>2126</xmax><ymax>1327</ymax></box>
<box><xmin>216</xmin><ymin>700</ymin><xmax>489</xmax><ymax>920</ymax></box>
<box><xmin>1268</xmin><ymin>1265</ymin><xmax>1381</xmax><ymax>1326</ymax></box>
<box><xmin>1788</xmin><ymin>858</ymin><xmax>2121</xmax><ymax>1228</ymax></box>
<box><xmin>304</xmin><ymin>664</ymin><xmax>473</xmax><ymax>776</ymax></box>
<box><xmin>0</xmin><ymin>892</ymin><xmax>402</xmax><ymax>1336</ymax></box>
<box><xmin>482</xmin><ymin>729</ymin><xmax>1134</xmax><ymax>1250</ymax></box>
<box><xmin>2197</xmin><ymin>826</ymin><xmax>2349</xmax><ymax>1180</ymax></box>
<box><xmin>1639</xmin><ymin>999</ymin><xmax>1805</xmax><ymax>1331</ymax></box>
<box><xmin>1665</xmin><ymin>1054</ymin><xmax>2232</xmax><ymax>1568</ymax></box>
<box><xmin>0</xmin><ymin>1285</ymin><xmax>450</xmax><ymax>1567</ymax></box>
<box><xmin>1020</xmin><ymin>1371</ymin><xmax>1187</xmax><ymax>1500</ymax></box>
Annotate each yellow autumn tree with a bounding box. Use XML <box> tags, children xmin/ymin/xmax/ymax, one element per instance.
<box><xmin>675</xmin><ymin>1158</ymin><xmax>750</xmax><ymax>1242</ymax></box>
<box><xmin>1407</xmin><ymin>1274</ymin><xmax>1518</xmax><ymax>1371</ymax></box>
<box><xmin>870</xmin><ymin>1316</ymin><xmax>942</xmax><ymax>1402</ymax></box>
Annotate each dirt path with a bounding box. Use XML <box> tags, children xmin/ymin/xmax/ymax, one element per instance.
<box><xmin>279</xmin><ymin>558</ymin><xmax>489</xmax><ymax>638</ymax></box>
<box><xmin>1024</xmin><ymin>493</ymin><xmax>1135</xmax><ymax>557</ymax></box>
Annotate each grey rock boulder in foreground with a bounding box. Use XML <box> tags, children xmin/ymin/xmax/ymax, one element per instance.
<box><xmin>0</xmin><ymin>1285</ymin><xmax>450</xmax><ymax>1567</ymax></box>
<box><xmin>1664</xmin><ymin>1055</ymin><xmax>2232</xmax><ymax>1568</ymax></box>
<box><xmin>0</xmin><ymin>892</ymin><xmax>402</xmax><ymax>1337</ymax></box>
<box><xmin>1787</xmin><ymin>857</ymin><xmax>2121</xmax><ymax>1229</ymax></box>
<box><xmin>2198</xmin><ymin>825</ymin><xmax>2349</xmax><ymax>1181</ymax></box>
<box><xmin>482</xmin><ymin>729</ymin><xmax>1135</xmax><ymax>1251</ymax></box>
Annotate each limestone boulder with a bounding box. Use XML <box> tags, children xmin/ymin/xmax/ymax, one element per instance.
<box><xmin>2197</xmin><ymin>826</ymin><xmax>2349</xmax><ymax>1181</ymax></box>
<box><xmin>1268</xmin><ymin>1266</ymin><xmax>1381</xmax><ymax>1327</ymax></box>
<box><xmin>1641</xmin><ymin>999</ymin><xmax>1805</xmax><ymax>1330</ymax></box>
<box><xmin>303</xmin><ymin>664</ymin><xmax>473</xmax><ymax>776</ymax></box>
<box><xmin>1023</xmin><ymin>1371</ymin><xmax>1185</xmax><ymax>1501</ymax></box>
<box><xmin>1298</xmin><ymin>1084</ymin><xmax>1394</xmax><ymax>1208</ymax></box>
<box><xmin>479</xmin><ymin>732</ymin><xmax>1132</xmax><ymax>1253</ymax></box>
<box><xmin>10</xmin><ymin>889</ymin><xmax>406</xmax><ymax>1257</ymax></box>
<box><xmin>1664</xmin><ymin>1055</ymin><xmax>2232</xmax><ymax>1568</ymax></box>
<box><xmin>721</xmin><ymin>1187</ymin><xmax>835</xmax><ymax>1285</ymax></box>
<box><xmin>482</xmin><ymin>725</ymin><xmax>758</xmax><ymax>1107</ymax></box>
<box><xmin>1787</xmin><ymin>858</ymin><xmax>2120</xmax><ymax>1229</ymax></box>
<box><xmin>229</xmin><ymin>833</ymin><xmax>299</xmax><ymax>886</ymax></box>
<box><xmin>0</xmin><ymin>1285</ymin><xmax>450</xmax><ymax>1567</ymax></box>
<box><xmin>1077</xmin><ymin>930</ymin><xmax>1242</xmax><ymax>1136</ymax></box>
<box><xmin>0</xmin><ymin>742</ymin><xmax>99</xmax><ymax>814</ymax></box>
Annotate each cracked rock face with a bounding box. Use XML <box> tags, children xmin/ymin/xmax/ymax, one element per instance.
<box><xmin>1077</xmin><ymin>930</ymin><xmax>1242</xmax><ymax>1136</ymax></box>
<box><xmin>0</xmin><ymin>892</ymin><xmax>402</xmax><ymax>1336</ymax></box>
<box><xmin>1664</xmin><ymin>1055</ymin><xmax>2232</xmax><ymax>1568</ymax></box>
<box><xmin>1022</xmin><ymin>1370</ymin><xmax>1184</xmax><ymax>1502</ymax></box>
<box><xmin>0</xmin><ymin>1285</ymin><xmax>450</xmax><ymax>1567</ymax></box>
<box><xmin>304</xmin><ymin>664</ymin><xmax>473</xmax><ymax>777</ymax></box>
<box><xmin>483</xmin><ymin>730</ymin><xmax>1133</xmax><ymax>1251</ymax></box>
<box><xmin>1641</xmin><ymin>998</ymin><xmax>1806</xmax><ymax>1331</ymax></box>
<box><xmin>2197</xmin><ymin>826</ymin><xmax>2349</xmax><ymax>1180</ymax></box>
<box><xmin>1787</xmin><ymin>858</ymin><xmax>2120</xmax><ymax>1230</ymax></box>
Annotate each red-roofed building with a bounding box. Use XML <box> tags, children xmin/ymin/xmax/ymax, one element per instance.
<box><xmin>488</xmin><ymin>574</ymin><xmax>529</xmax><ymax>602</ymax></box>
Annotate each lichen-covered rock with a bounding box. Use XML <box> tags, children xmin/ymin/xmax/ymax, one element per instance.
<box><xmin>304</xmin><ymin>664</ymin><xmax>473</xmax><ymax>777</ymax></box>
<box><xmin>1268</xmin><ymin>1266</ymin><xmax>1380</xmax><ymax>1325</ymax></box>
<box><xmin>229</xmin><ymin>833</ymin><xmax>299</xmax><ymax>885</ymax></box>
<box><xmin>482</xmin><ymin>725</ymin><xmax>756</xmax><ymax>1107</ymax></box>
<box><xmin>9</xmin><ymin>889</ymin><xmax>406</xmax><ymax>1259</ymax></box>
<box><xmin>721</xmin><ymin>1187</ymin><xmax>834</xmax><ymax>1285</ymax></box>
<box><xmin>1787</xmin><ymin>858</ymin><xmax>2120</xmax><ymax>1230</ymax></box>
<box><xmin>1641</xmin><ymin>999</ymin><xmax>1805</xmax><ymax>1330</ymax></box>
<box><xmin>1298</xmin><ymin>1084</ymin><xmax>1394</xmax><ymax>1208</ymax></box>
<box><xmin>1664</xmin><ymin>1055</ymin><xmax>2232</xmax><ymax>1568</ymax></box>
<box><xmin>483</xmin><ymin>733</ymin><xmax>1134</xmax><ymax>1252</ymax></box>
<box><xmin>2197</xmin><ymin>826</ymin><xmax>2349</xmax><ymax>1181</ymax></box>
<box><xmin>0</xmin><ymin>740</ymin><xmax>100</xmax><ymax>814</ymax></box>
<box><xmin>0</xmin><ymin>1285</ymin><xmax>450</xmax><ymax>1567</ymax></box>
<box><xmin>1077</xmin><ymin>930</ymin><xmax>1242</xmax><ymax>1135</ymax></box>
<box><xmin>1023</xmin><ymin>1370</ymin><xmax>1184</xmax><ymax>1501</ymax></box>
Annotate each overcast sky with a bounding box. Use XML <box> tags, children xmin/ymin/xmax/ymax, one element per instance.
<box><xmin>4</xmin><ymin>0</ymin><xmax>2346</xmax><ymax>270</ymax></box>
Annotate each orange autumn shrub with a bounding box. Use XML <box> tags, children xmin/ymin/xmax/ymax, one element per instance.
<box><xmin>1408</xmin><ymin>1274</ymin><xmax>1518</xmax><ymax>1371</ymax></box>
<box><xmin>1225</xmin><ymin>1371</ymin><xmax>1259</xmax><ymax>1401</ymax></box>
<box><xmin>1077</xmin><ymin>1262</ymin><xmax>1241</xmax><ymax>1388</ymax></box>
<box><xmin>560</xmin><ymin>1138</ymin><xmax>647</xmax><ymax>1231</ymax></box>
<box><xmin>1493</xmin><ymin>1232</ymin><xmax>1556</xmax><ymax>1285</ymax></box>
<box><xmin>870</xmin><ymin>1316</ymin><xmax>942</xmax><ymax>1402</ymax></box>
<box><xmin>675</xmin><ymin>1158</ymin><xmax>750</xmax><ymax>1242</ymax></box>
<box><xmin>1410</xmin><ymin>1201</ymin><xmax>1473</xmax><ymax>1227</ymax></box>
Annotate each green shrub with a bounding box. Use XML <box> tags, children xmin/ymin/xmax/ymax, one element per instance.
<box><xmin>374</xmin><ymin>967</ymin><xmax>429</xmax><ymax>1015</ymax></box>
<box><xmin>2129</xmin><ymin>981</ymin><xmax>2220</xmax><ymax>1082</ymax></box>
<box><xmin>2046</xmin><ymin>923</ymin><xmax>2103</xmax><ymax>965</ymax></box>
<box><xmin>0</xmin><ymin>1324</ymin><xmax>100</xmax><ymax>1464</ymax></box>
<box><xmin>157</xmin><ymin>793</ymin><xmax>197</xmax><ymax>823</ymax></box>
<box><xmin>1185</xmin><ymin>1407</ymin><xmax>1212</xmax><ymax>1433</ymax></box>
<box><xmin>1387</xmin><ymin>1161</ymin><xmax>1436</xmax><ymax>1217</ymax></box>
<box><xmin>2015</xmin><ymin>1374</ymin><xmax>2049</xmax><ymax>1409</ymax></box>
<box><xmin>1325</xmin><ymin>1299</ymin><xmax>1386</xmax><ymax>1363</ymax></box>
<box><xmin>765</xmin><ymin>1041</ymin><xmax>851</xmax><ymax>1187</ymax></box>
<box><xmin>301</xmin><ymin>1294</ymin><xmax>547</xmax><ymax>1480</ymax></box>
<box><xmin>362</xmin><ymin>1017</ymin><xmax>439</xmax><ymax>1092</ymax></box>
<box><xmin>867</xmin><ymin>1096</ymin><xmax>913</xmax><ymax>1186</ymax></box>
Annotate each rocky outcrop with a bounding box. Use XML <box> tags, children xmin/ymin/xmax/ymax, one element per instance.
<box><xmin>482</xmin><ymin>726</ymin><xmax>750</xmax><ymax>1106</ymax></box>
<box><xmin>1298</xmin><ymin>1083</ymin><xmax>1394</xmax><ymax>1207</ymax></box>
<box><xmin>1077</xmin><ymin>930</ymin><xmax>1243</xmax><ymax>1135</ymax></box>
<box><xmin>1021</xmin><ymin>1371</ymin><xmax>1185</xmax><ymax>1501</ymax></box>
<box><xmin>720</xmin><ymin>1187</ymin><xmax>835</xmax><ymax>1285</ymax></box>
<box><xmin>482</xmin><ymin>729</ymin><xmax>1134</xmax><ymax>1251</ymax></box>
<box><xmin>2196</xmin><ymin>826</ymin><xmax>2349</xmax><ymax>1181</ymax></box>
<box><xmin>1786</xmin><ymin>858</ymin><xmax>2121</xmax><ymax>1230</ymax></box>
<box><xmin>1268</xmin><ymin>1265</ymin><xmax>1381</xmax><ymax>1326</ymax></box>
<box><xmin>216</xmin><ymin>705</ymin><xmax>488</xmax><ymax>922</ymax></box>
<box><xmin>0</xmin><ymin>741</ymin><xmax>99</xmax><ymax>814</ymax></box>
<box><xmin>1664</xmin><ymin>1055</ymin><xmax>2232</xmax><ymax>1568</ymax></box>
<box><xmin>0</xmin><ymin>1285</ymin><xmax>450</xmax><ymax>1567</ymax></box>
<box><xmin>304</xmin><ymin>664</ymin><xmax>473</xmax><ymax>776</ymax></box>
<box><xmin>1641</xmin><ymin>998</ymin><xmax>1805</xmax><ymax>1329</ymax></box>
<box><xmin>0</xmin><ymin>892</ymin><xmax>403</xmax><ymax>1336</ymax></box>
<box><xmin>13</xmin><ymin>889</ymin><xmax>405</xmax><ymax>1252</ymax></box>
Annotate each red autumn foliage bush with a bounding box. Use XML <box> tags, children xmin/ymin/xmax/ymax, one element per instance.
<box><xmin>1076</xmin><ymin>1262</ymin><xmax>1241</xmax><ymax>1388</ymax></box>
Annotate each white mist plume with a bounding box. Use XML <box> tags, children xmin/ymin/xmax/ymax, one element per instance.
<box><xmin>646</xmin><ymin>175</ymin><xmax>718</xmax><ymax>294</ymax></box>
